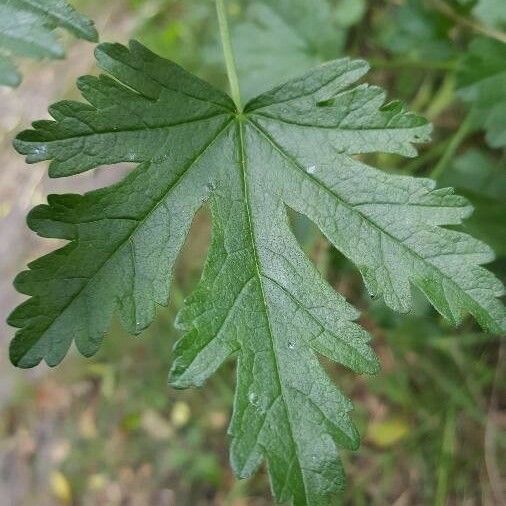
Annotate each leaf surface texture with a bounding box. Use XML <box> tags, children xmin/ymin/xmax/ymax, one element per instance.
<box><xmin>10</xmin><ymin>41</ymin><xmax>505</xmax><ymax>505</ymax></box>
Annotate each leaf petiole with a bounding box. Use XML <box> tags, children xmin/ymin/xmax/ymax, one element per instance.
<box><xmin>215</xmin><ymin>0</ymin><xmax>242</xmax><ymax>112</ymax></box>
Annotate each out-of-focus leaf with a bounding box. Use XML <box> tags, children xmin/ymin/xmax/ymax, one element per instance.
<box><xmin>379</xmin><ymin>0</ymin><xmax>456</xmax><ymax>61</ymax></box>
<box><xmin>0</xmin><ymin>0</ymin><xmax>98</xmax><ymax>87</ymax></box>
<box><xmin>171</xmin><ymin>401</ymin><xmax>191</xmax><ymax>428</ymax></box>
<box><xmin>439</xmin><ymin>149</ymin><xmax>506</xmax><ymax>257</ymax></box>
<box><xmin>473</xmin><ymin>0</ymin><xmax>506</xmax><ymax>30</ymax></box>
<box><xmin>368</xmin><ymin>418</ymin><xmax>410</xmax><ymax>447</ymax></box>
<box><xmin>439</xmin><ymin>149</ymin><xmax>506</xmax><ymax>200</ymax></box>
<box><xmin>458</xmin><ymin>37</ymin><xmax>506</xmax><ymax>148</ymax></box>
<box><xmin>0</xmin><ymin>53</ymin><xmax>21</xmax><ymax>86</ymax></box>
<box><xmin>233</xmin><ymin>0</ymin><xmax>348</xmax><ymax>99</ymax></box>
<box><xmin>50</xmin><ymin>470</ymin><xmax>72</xmax><ymax>503</ymax></box>
<box><xmin>334</xmin><ymin>0</ymin><xmax>367</xmax><ymax>28</ymax></box>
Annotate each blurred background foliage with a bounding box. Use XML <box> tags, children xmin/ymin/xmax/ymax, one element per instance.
<box><xmin>0</xmin><ymin>0</ymin><xmax>504</xmax><ymax>504</ymax></box>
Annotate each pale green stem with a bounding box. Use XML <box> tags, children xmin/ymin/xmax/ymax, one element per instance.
<box><xmin>429</xmin><ymin>0</ymin><xmax>506</xmax><ymax>43</ymax></box>
<box><xmin>435</xmin><ymin>406</ymin><xmax>456</xmax><ymax>506</ymax></box>
<box><xmin>404</xmin><ymin>139</ymin><xmax>449</xmax><ymax>174</ymax></box>
<box><xmin>425</xmin><ymin>74</ymin><xmax>456</xmax><ymax>121</ymax></box>
<box><xmin>369</xmin><ymin>58</ymin><xmax>458</xmax><ymax>71</ymax></box>
<box><xmin>430</xmin><ymin>113</ymin><xmax>473</xmax><ymax>180</ymax></box>
<box><xmin>215</xmin><ymin>0</ymin><xmax>242</xmax><ymax>112</ymax></box>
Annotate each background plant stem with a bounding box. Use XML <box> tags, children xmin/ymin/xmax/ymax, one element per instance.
<box><xmin>429</xmin><ymin>0</ymin><xmax>506</xmax><ymax>43</ymax></box>
<box><xmin>430</xmin><ymin>113</ymin><xmax>473</xmax><ymax>180</ymax></box>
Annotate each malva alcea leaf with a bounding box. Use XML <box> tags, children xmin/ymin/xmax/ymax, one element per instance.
<box><xmin>10</xmin><ymin>41</ymin><xmax>506</xmax><ymax>505</ymax></box>
<box><xmin>458</xmin><ymin>37</ymin><xmax>506</xmax><ymax>149</ymax></box>
<box><xmin>0</xmin><ymin>0</ymin><xmax>98</xmax><ymax>87</ymax></box>
<box><xmin>233</xmin><ymin>0</ymin><xmax>346</xmax><ymax>99</ymax></box>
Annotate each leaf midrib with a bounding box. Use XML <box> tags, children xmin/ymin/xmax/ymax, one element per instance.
<box><xmin>262</xmin><ymin>273</ymin><xmax>375</xmax><ymax>374</ymax></box>
<box><xmin>20</xmin><ymin>112</ymin><xmax>228</xmax><ymax>145</ymax></box>
<box><xmin>253</xmin><ymin>111</ymin><xmax>428</xmax><ymax>132</ymax></box>
<box><xmin>99</xmin><ymin>50</ymin><xmax>234</xmax><ymax>112</ymax></box>
<box><xmin>17</xmin><ymin>116</ymin><xmax>234</xmax><ymax>364</ymax></box>
<box><xmin>247</xmin><ymin>116</ymin><xmax>491</xmax><ymax>326</ymax></box>
<box><xmin>236</xmin><ymin>119</ymin><xmax>310</xmax><ymax>502</ymax></box>
<box><xmin>244</xmin><ymin>60</ymin><xmax>361</xmax><ymax>112</ymax></box>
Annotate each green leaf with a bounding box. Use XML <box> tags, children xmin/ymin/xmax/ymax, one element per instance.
<box><xmin>473</xmin><ymin>0</ymin><xmax>506</xmax><ymax>30</ymax></box>
<box><xmin>439</xmin><ymin>149</ymin><xmax>506</xmax><ymax>257</ymax></box>
<box><xmin>379</xmin><ymin>0</ymin><xmax>456</xmax><ymax>62</ymax></box>
<box><xmin>334</xmin><ymin>0</ymin><xmax>367</xmax><ymax>28</ymax></box>
<box><xmin>458</xmin><ymin>37</ymin><xmax>506</xmax><ymax>149</ymax></box>
<box><xmin>10</xmin><ymin>41</ymin><xmax>505</xmax><ymax>505</ymax></box>
<box><xmin>0</xmin><ymin>0</ymin><xmax>98</xmax><ymax>87</ymax></box>
<box><xmin>0</xmin><ymin>53</ymin><xmax>21</xmax><ymax>86</ymax></box>
<box><xmin>232</xmin><ymin>0</ymin><xmax>347</xmax><ymax>100</ymax></box>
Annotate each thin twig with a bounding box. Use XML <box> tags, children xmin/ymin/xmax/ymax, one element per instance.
<box><xmin>369</xmin><ymin>57</ymin><xmax>457</xmax><ymax>71</ymax></box>
<box><xmin>430</xmin><ymin>113</ymin><xmax>473</xmax><ymax>180</ymax></box>
<box><xmin>484</xmin><ymin>341</ymin><xmax>506</xmax><ymax>506</ymax></box>
<box><xmin>435</xmin><ymin>407</ymin><xmax>456</xmax><ymax>506</ymax></box>
<box><xmin>429</xmin><ymin>0</ymin><xmax>506</xmax><ymax>43</ymax></box>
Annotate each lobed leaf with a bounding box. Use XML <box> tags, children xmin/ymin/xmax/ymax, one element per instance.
<box><xmin>9</xmin><ymin>41</ymin><xmax>505</xmax><ymax>505</ymax></box>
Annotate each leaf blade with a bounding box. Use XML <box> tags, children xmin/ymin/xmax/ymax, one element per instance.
<box><xmin>8</xmin><ymin>40</ymin><xmax>505</xmax><ymax>505</ymax></box>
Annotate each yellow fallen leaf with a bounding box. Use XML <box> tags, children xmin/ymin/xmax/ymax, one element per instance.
<box><xmin>88</xmin><ymin>473</ymin><xmax>108</xmax><ymax>491</ymax></box>
<box><xmin>367</xmin><ymin>418</ymin><xmax>410</xmax><ymax>447</ymax></box>
<box><xmin>171</xmin><ymin>401</ymin><xmax>191</xmax><ymax>428</ymax></box>
<box><xmin>50</xmin><ymin>471</ymin><xmax>72</xmax><ymax>504</ymax></box>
